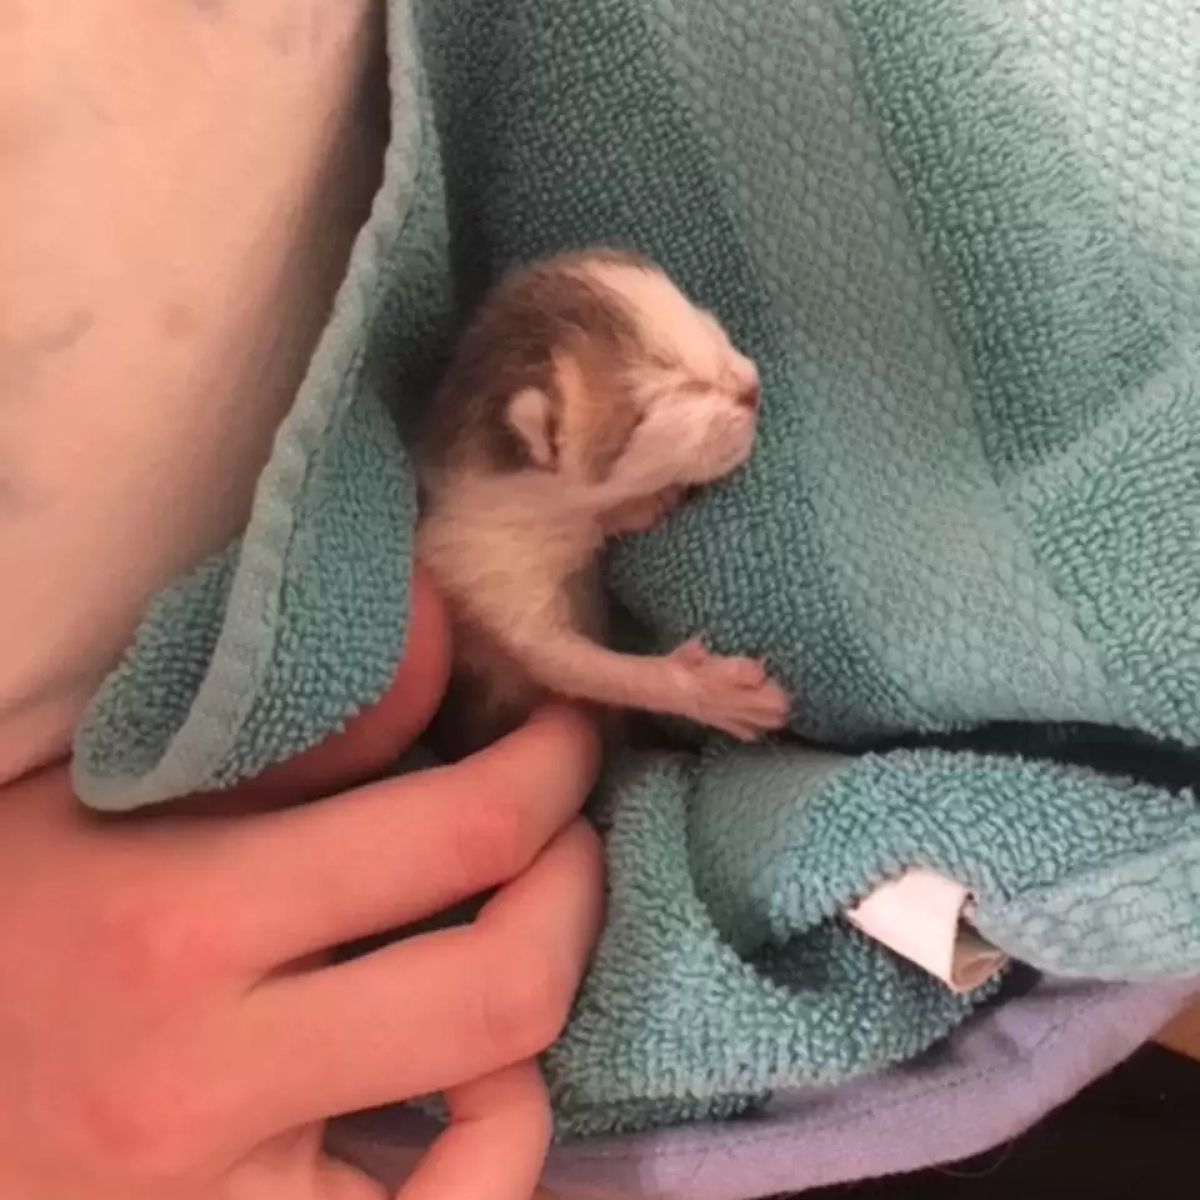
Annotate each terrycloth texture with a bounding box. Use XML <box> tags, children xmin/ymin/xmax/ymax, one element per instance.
<box><xmin>75</xmin><ymin>0</ymin><xmax>1200</xmax><ymax>1149</ymax></box>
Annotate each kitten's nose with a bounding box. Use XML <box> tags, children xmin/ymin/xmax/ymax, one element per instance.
<box><xmin>736</xmin><ymin>384</ymin><xmax>760</xmax><ymax>411</ymax></box>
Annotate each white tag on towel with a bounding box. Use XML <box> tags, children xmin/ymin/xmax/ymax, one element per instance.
<box><xmin>844</xmin><ymin>867</ymin><xmax>1008</xmax><ymax>994</ymax></box>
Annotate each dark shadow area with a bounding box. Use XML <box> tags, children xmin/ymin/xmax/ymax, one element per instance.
<box><xmin>786</xmin><ymin>1045</ymin><xmax>1200</xmax><ymax>1199</ymax></box>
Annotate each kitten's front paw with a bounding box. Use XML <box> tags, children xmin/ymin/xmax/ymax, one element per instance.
<box><xmin>600</xmin><ymin>485</ymin><xmax>688</xmax><ymax>537</ymax></box>
<box><xmin>668</xmin><ymin>639</ymin><xmax>790</xmax><ymax>740</ymax></box>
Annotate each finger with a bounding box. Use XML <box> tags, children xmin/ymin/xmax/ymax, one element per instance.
<box><xmin>243</xmin><ymin>1129</ymin><xmax>389</xmax><ymax>1200</ymax></box>
<box><xmin>312</xmin><ymin>1158</ymin><xmax>391</xmax><ymax>1200</ymax></box>
<box><xmin>394</xmin><ymin>1061</ymin><xmax>551</xmax><ymax>1200</ymax></box>
<box><xmin>214</xmin><ymin>704</ymin><xmax>600</xmax><ymax>967</ymax></box>
<box><xmin>240</xmin><ymin>819</ymin><xmax>604</xmax><ymax>1131</ymax></box>
<box><xmin>168</xmin><ymin>563</ymin><xmax>452</xmax><ymax>819</ymax></box>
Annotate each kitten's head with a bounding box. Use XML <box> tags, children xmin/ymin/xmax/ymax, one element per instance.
<box><xmin>420</xmin><ymin>248</ymin><xmax>761</xmax><ymax>513</ymax></box>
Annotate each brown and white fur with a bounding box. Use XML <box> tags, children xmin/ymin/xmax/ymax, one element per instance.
<box><xmin>416</xmin><ymin>248</ymin><xmax>789</xmax><ymax>756</ymax></box>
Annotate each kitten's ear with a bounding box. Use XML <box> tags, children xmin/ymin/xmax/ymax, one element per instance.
<box><xmin>506</xmin><ymin>387</ymin><xmax>557</xmax><ymax>469</ymax></box>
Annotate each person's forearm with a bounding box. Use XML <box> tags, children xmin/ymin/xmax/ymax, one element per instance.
<box><xmin>0</xmin><ymin>1</ymin><xmax>385</xmax><ymax>783</ymax></box>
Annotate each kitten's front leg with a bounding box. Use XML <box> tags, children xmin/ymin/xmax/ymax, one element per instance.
<box><xmin>515</xmin><ymin>629</ymin><xmax>789</xmax><ymax>741</ymax></box>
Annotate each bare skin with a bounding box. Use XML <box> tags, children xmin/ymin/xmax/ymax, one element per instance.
<box><xmin>0</xmin><ymin>567</ymin><xmax>605</xmax><ymax>1200</ymax></box>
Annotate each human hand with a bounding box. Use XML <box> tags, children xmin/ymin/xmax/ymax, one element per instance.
<box><xmin>0</xmin><ymin>566</ymin><xmax>604</xmax><ymax>1200</ymax></box>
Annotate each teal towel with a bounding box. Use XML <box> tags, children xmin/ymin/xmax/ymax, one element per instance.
<box><xmin>75</xmin><ymin>0</ymin><xmax>1200</xmax><ymax>1139</ymax></box>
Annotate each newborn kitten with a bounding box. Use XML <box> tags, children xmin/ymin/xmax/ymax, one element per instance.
<box><xmin>416</xmin><ymin>248</ymin><xmax>789</xmax><ymax>755</ymax></box>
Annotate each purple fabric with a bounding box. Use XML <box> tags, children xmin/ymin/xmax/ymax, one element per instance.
<box><xmin>329</xmin><ymin>978</ymin><xmax>1196</xmax><ymax>1198</ymax></box>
